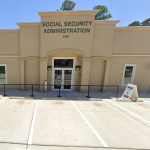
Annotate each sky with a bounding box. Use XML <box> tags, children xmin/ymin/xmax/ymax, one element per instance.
<box><xmin>0</xmin><ymin>0</ymin><xmax>150</xmax><ymax>29</ymax></box>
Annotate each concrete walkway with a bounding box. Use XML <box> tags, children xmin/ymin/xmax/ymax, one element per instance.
<box><xmin>0</xmin><ymin>90</ymin><xmax>150</xmax><ymax>100</ymax></box>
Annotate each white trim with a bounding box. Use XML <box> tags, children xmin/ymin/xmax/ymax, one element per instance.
<box><xmin>52</xmin><ymin>57</ymin><xmax>76</xmax><ymax>91</ymax></box>
<box><xmin>121</xmin><ymin>64</ymin><xmax>136</xmax><ymax>86</ymax></box>
<box><xmin>112</xmin><ymin>55</ymin><xmax>150</xmax><ymax>57</ymax></box>
<box><xmin>0</xmin><ymin>55</ymin><xmax>20</xmax><ymax>58</ymax></box>
<box><xmin>0</xmin><ymin>64</ymin><xmax>7</xmax><ymax>84</ymax></box>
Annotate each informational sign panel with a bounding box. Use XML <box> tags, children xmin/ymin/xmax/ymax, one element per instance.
<box><xmin>122</xmin><ymin>84</ymin><xmax>138</xmax><ymax>101</ymax></box>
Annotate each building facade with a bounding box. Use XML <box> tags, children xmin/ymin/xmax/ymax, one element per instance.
<box><xmin>0</xmin><ymin>10</ymin><xmax>150</xmax><ymax>92</ymax></box>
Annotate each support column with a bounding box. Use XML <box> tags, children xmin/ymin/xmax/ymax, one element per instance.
<box><xmin>80</xmin><ymin>58</ymin><xmax>91</xmax><ymax>93</ymax></box>
<box><xmin>40</xmin><ymin>58</ymin><xmax>48</xmax><ymax>92</ymax></box>
<box><xmin>103</xmin><ymin>59</ymin><xmax>111</xmax><ymax>92</ymax></box>
<box><xmin>20</xmin><ymin>59</ymin><xmax>25</xmax><ymax>91</ymax></box>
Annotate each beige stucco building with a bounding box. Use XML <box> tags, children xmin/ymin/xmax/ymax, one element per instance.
<box><xmin>0</xmin><ymin>10</ymin><xmax>150</xmax><ymax>92</ymax></box>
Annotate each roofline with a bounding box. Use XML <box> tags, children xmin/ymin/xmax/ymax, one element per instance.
<box><xmin>115</xmin><ymin>26</ymin><xmax>150</xmax><ymax>31</ymax></box>
<box><xmin>0</xmin><ymin>29</ymin><xmax>20</xmax><ymax>33</ymax></box>
<box><xmin>17</xmin><ymin>22</ymin><xmax>40</xmax><ymax>27</ymax></box>
<box><xmin>38</xmin><ymin>10</ymin><xmax>99</xmax><ymax>17</ymax></box>
<box><xmin>38</xmin><ymin>10</ymin><xmax>99</xmax><ymax>13</ymax></box>
<box><xmin>95</xmin><ymin>20</ymin><xmax>120</xmax><ymax>25</ymax></box>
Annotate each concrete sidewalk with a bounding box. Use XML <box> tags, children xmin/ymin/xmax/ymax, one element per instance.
<box><xmin>0</xmin><ymin>90</ymin><xmax>119</xmax><ymax>100</ymax></box>
<box><xmin>0</xmin><ymin>90</ymin><xmax>150</xmax><ymax>100</ymax></box>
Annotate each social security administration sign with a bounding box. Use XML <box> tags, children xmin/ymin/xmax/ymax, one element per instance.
<box><xmin>122</xmin><ymin>84</ymin><xmax>134</xmax><ymax>99</ymax></box>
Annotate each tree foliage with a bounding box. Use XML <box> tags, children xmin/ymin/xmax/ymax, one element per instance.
<box><xmin>141</xmin><ymin>18</ymin><xmax>150</xmax><ymax>26</ymax></box>
<box><xmin>128</xmin><ymin>21</ymin><xmax>141</xmax><ymax>26</ymax></box>
<box><xmin>60</xmin><ymin>0</ymin><xmax>76</xmax><ymax>11</ymax></box>
<box><xmin>128</xmin><ymin>18</ymin><xmax>150</xmax><ymax>26</ymax></box>
<box><xmin>93</xmin><ymin>5</ymin><xmax>112</xmax><ymax>20</ymax></box>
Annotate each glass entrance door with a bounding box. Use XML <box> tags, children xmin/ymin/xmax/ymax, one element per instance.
<box><xmin>53</xmin><ymin>58</ymin><xmax>74</xmax><ymax>91</ymax></box>
<box><xmin>53</xmin><ymin>69</ymin><xmax>73</xmax><ymax>90</ymax></box>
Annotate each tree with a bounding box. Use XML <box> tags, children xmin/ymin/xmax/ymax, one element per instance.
<box><xmin>60</xmin><ymin>0</ymin><xmax>76</xmax><ymax>11</ymax></box>
<box><xmin>93</xmin><ymin>5</ymin><xmax>112</xmax><ymax>20</ymax></box>
<box><xmin>128</xmin><ymin>21</ymin><xmax>141</xmax><ymax>26</ymax></box>
<box><xmin>141</xmin><ymin>18</ymin><xmax>150</xmax><ymax>26</ymax></box>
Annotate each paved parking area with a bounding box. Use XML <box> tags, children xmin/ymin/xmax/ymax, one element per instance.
<box><xmin>0</xmin><ymin>93</ymin><xmax>150</xmax><ymax>150</ymax></box>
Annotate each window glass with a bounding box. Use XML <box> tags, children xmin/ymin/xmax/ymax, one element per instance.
<box><xmin>0</xmin><ymin>66</ymin><xmax>6</xmax><ymax>83</ymax></box>
<box><xmin>54</xmin><ymin>59</ymin><xmax>73</xmax><ymax>68</ymax></box>
<box><xmin>54</xmin><ymin>70</ymin><xmax>62</xmax><ymax>89</ymax></box>
<box><xmin>64</xmin><ymin>70</ymin><xmax>72</xmax><ymax>89</ymax></box>
<box><xmin>123</xmin><ymin>66</ymin><xmax>134</xmax><ymax>84</ymax></box>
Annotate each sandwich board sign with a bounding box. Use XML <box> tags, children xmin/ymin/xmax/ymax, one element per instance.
<box><xmin>122</xmin><ymin>84</ymin><xmax>138</xmax><ymax>102</ymax></box>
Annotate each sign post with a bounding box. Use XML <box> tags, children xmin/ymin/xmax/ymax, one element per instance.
<box><xmin>122</xmin><ymin>84</ymin><xmax>138</xmax><ymax>102</ymax></box>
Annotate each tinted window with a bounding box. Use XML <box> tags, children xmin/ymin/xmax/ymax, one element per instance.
<box><xmin>123</xmin><ymin>66</ymin><xmax>133</xmax><ymax>84</ymax></box>
<box><xmin>0</xmin><ymin>66</ymin><xmax>6</xmax><ymax>83</ymax></box>
<box><xmin>54</xmin><ymin>59</ymin><xmax>73</xmax><ymax>68</ymax></box>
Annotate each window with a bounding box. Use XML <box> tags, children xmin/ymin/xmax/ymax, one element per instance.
<box><xmin>0</xmin><ymin>65</ymin><xmax>7</xmax><ymax>84</ymax></box>
<box><xmin>54</xmin><ymin>59</ymin><xmax>73</xmax><ymax>68</ymax></box>
<box><xmin>122</xmin><ymin>64</ymin><xmax>136</xmax><ymax>86</ymax></box>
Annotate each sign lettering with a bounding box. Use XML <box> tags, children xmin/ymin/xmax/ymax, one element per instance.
<box><xmin>42</xmin><ymin>21</ymin><xmax>92</xmax><ymax>34</ymax></box>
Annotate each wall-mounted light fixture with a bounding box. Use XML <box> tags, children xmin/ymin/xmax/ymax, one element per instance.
<box><xmin>47</xmin><ymin>66</ymin><xmax>52</xmax><ymax>71</ymax></box>
<box><xmin>75</xmin><ymin>65</ymin><xmax>81</xmax><ymax>71</ymax></box>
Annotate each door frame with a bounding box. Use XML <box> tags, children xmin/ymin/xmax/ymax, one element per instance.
<box><xmin>52</xmin><ymin>57</ymin><xmax>76</xmax><ymax>91</ymax></box>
